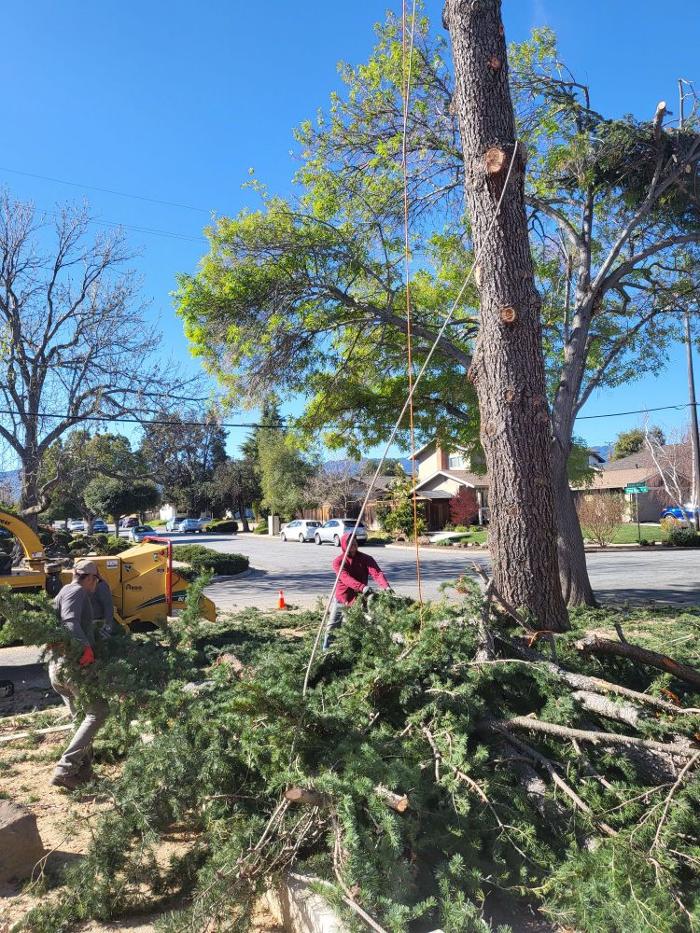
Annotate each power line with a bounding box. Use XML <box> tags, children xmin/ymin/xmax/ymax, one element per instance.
<box><xmin>0</xmin><ymin>166</ymin><xmax>210</xmax><ymax>214</ymax></box>
<box><xmin>576</xmin><ymin>402</ymin><xmax>697</xmax><ymax>420</ymax></box>
<box><xmin>0</xmin><ymin>408</ymin><xmax>288</xmax><ymax>430</ymax></box>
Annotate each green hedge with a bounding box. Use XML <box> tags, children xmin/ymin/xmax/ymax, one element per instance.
<box><xmin>667</xmin><ymin>527</ymin><xmax>700</xmax><ymax>548</ymax></box>
<box><xmin>173</xmin><ymin>544</ymin><xmax>249</xmax><ymax>578</ymax></box>
<box><xmin>207</xmin><ymin>519</ymin><xmax>239</xmax><ymax>533</ymax></box>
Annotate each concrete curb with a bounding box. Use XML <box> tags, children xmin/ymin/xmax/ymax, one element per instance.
<box><xmin>266</xmin><ymin>874</ymin><xmax>348</xmax><ymax>932</ymax></box>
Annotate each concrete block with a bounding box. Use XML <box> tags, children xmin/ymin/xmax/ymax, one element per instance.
<box><xmin>266</xmin><ymin>873</ymin><xmax>348</xmax><ymax>933</ymax></box>
<box><xmin>0</xmin><ymin>799</ymin><xmax>45</xmax><ymax>883</ymax></box>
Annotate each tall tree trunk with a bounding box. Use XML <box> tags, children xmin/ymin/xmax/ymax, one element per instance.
<box><xmin>445</xmin><ymin>0</ymin><xmax>568</xmax><ymax>631</ymax></box>
<box><xmin>551</xmin><ymin>440</ymin><xmax>596</xmax><ymax>606</ymax></box>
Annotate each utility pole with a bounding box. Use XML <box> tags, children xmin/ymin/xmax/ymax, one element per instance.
<box><xmin>678</xmin><ymin>80</ymin><xmax>700</xmax><ymax>530</ymax></box>
<box><xmin>685</xmin><ymin>312</ymin><xmax>700</xmax><ymax>530</ymax></box>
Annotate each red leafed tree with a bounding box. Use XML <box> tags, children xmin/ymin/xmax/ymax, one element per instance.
<box><xmin>450</xmin><ymin>487</ymin><xmax>479</xmax><ymax>526</ymax></box>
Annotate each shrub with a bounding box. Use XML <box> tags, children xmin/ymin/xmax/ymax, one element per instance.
<box><xmin>576</xmin><ymin>493</ymin><xmax>626</xmax><ymax>547</ymax></box>
<box><xmin>253</xmin><ymin>521</ymin><xmax>268</xmax><ymax>534</ymax></box>
<box><xmin>208</xmin><ymin>519</ymin><xmax>239</xmax><ymax>533</ymax></box>
<box><xmin>173</xmin><ymin>544</ymin><xmax>249</xmax><ymax>578</ymax></box>
<box><xmin>667</xmin><ymin>527</ymin><xmax>700</xmax><ymax>548</ymax></box>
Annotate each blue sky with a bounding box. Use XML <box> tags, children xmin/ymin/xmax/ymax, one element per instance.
<box><xmin>2</xmin><ymin>1</ymin><xmax>699</xmax><ymax>459</ymax></box>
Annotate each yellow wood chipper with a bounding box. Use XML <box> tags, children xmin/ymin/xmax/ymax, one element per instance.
<box><xmin>0</xmin><ymin>510</ymin><xmax>216</xmax><ymax>627</ymax></box>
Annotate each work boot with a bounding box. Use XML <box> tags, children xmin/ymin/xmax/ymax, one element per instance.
<box><xmin>50</xmin><ymin>770</ymin><xmax>87</xmax><ymax>790</ymax></box>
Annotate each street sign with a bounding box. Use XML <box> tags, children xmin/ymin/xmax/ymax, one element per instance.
<box><xmin>624</xmin><ymin>484</ymin><xmax>649</xmax><ymax>494</ymax></box>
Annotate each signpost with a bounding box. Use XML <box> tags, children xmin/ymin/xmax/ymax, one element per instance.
<box><xmin>624</xmin><ymin>484</ymin><xmax>649</xmax><ymax>542</ymax></box>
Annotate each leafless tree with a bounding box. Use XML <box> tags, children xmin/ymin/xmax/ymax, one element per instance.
<box><xmin>0</xmin><ymin>192</ymin><xmax>197</xmax><ymax>525</ymax></box>
<box><xmin>576</xmin><ymin>493</ymin><xmax>625</xmax><ymax>547</ymax></box>
<box><xmin>645</xmin><ymin>425</ymin><xmax>693</xmax><ymax>514</ymax></box>
<box><xmin>303</xmin><ymin>462</ymin><xmax>362</xmax><ymax>514</ymax></box>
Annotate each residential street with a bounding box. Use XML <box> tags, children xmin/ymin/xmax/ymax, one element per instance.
<box><xmin>200</xmin><ymin>533</ymin><xmax>700</xmax><ymax>611</ymax></box>
<box><xmin>2</xmin><ymin>533</ymin><xmax>698</xmax><ymax>700</ymax></box>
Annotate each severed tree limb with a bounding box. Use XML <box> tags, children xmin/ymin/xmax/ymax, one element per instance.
<box><xmin>571</xmin><ymin>690</ymin><xmax>643</xmax><ymax>729</ymax></box>
<box><xmin>490</xmin><ymin>714</ymin><xmax>698</xmax><ymax>760</ymax></box>
<box><xmin>575</xmin><ymin>634</ymin><xmax>700</xmax><ymax>690</ymax></box>
<box><xmin>474</xmin><ymin>640</ymin><xmax>699</xmax><ymax>716</ymax></box>
<box><xmin>483</xmin><ymin>721</ymin><xmax>617</xmax><ymax>837</ymax></box>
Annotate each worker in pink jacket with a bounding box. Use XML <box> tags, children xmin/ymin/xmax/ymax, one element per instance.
<box><xmin>324</xmin><ymin>532</ymin><xmax>391</xmax><ymax>649</ymax></box>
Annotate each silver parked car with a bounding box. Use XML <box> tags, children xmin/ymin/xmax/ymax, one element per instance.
<box><xmin>280</xmin><ymin>519</ymin><xmax>322</xmax><ymax>542</ymax></box>
<box><xmin>314</xmin><ymin>518</ymin><xmax>367</xmax><ymax>547</ymax></box>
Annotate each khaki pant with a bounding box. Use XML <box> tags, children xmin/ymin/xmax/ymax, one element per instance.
<box><xmin>48</xmin><ymin>657</ymin><xmax>109</xmax><ymax>776</ymax></box>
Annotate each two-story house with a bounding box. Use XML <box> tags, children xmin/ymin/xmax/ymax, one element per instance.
<box><xmin>409</xmin><ymin>440</ymin><xmax>489</xmax><ymax>529</ymax></box>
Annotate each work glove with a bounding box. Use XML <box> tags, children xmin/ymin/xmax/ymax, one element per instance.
<box><xmin>78</xmin><ymin>646</ymin><xmax>95</xmax><ymax>667</ymax></box>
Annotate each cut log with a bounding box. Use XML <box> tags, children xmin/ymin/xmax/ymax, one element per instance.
<box><xmin>284</xmin><ymin>785</ymin><xmax>409</xmax><ymax>814</ymax></box>
<box><xmin>571</xmin><ymin>690</ymin><xmax>642</xmax><ymax>729</ymax></box>
<box><xmin>374</xmin><ymin>785</ymin><xmax>409</xmax><ymax>813</ymax></box>
<box><xmin>284</xmin><ymin>787</ymin><xmax>329</xmax><ymax>807</ymax></box>
<box><xmin>575</xmin><ymin>634</ymin><xmax>700</xmax><ymax>690</ymax></box>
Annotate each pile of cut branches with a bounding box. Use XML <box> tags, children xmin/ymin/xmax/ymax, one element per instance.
<box><xmin>5</xmin><ymin>582</ymin><xmax>700</xmax><ymax>933</ymax></box>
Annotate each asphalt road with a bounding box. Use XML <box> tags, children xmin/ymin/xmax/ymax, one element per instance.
<box><xmin>198</xmin><ymin>533</ymin><xmax>700</xmax><ymax>611</ymax></box>
<box><xmin>2</xmin><ymin>533</ymin><xmax>698</xmax><ymax>703</ymax></box>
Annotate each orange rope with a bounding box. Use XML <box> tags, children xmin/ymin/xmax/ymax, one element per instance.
<box><xmin>401</xmin><ymin>0</ymin><xmax>423</xmax><ymax>606</ymax></box>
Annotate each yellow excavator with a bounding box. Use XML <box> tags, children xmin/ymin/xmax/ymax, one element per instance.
<box><xmin>0</xmin><ymin>510</ymin><xmax>216</xmax><ymax>627</ymax></box>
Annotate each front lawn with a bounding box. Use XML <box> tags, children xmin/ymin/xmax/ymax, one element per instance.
<box><xmin>610</xmin><ymin>523</ymin><xmax>667</xmax><ymax>544</ymax></box>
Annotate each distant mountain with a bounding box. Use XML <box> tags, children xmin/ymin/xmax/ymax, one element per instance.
<box><xmin>323</xmin><ymin>458</ymin><xmax>413</xmax><ymax>475</ymax></box>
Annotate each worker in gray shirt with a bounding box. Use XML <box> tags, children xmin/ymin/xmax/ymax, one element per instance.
<box><xmin>91</xmin><ymin>575</ymin><xmax>116</xmax><ymax>638</ymax></box>
<box><xmin>48</xmin><ymin>559</ymin><xmax>110</xmax><ymax>790</ymax></box>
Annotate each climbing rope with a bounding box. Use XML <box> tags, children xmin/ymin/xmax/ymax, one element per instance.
<box><xmin>301</xmin><ymin>40</ymin><xmax>522</xmax><ymax>696</ymax></box>
<box><xmin>401</xmin><ymin>0</ymin><xmax>424</xmax><ymax>606</ymax></box>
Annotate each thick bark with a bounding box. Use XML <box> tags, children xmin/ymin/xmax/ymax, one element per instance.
<box><xmin>445</xmin><ymin>0</ymin><xmax>568</xmax><ymax>631</ymax></box>
<box><xmin>551</xmin><ymin>439</ymin><xmax>596</xmax><ymax>606</ymax></box>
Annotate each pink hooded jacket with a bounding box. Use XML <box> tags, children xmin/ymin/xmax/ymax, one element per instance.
<box><xmin>332</xmin><ymin>532</ymin><xmax>390</xmax><ymax>605</ymax></box>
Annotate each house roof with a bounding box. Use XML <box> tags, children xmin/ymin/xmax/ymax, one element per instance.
<box><xmin>409</xmin><ymin>440</ymin><xmax>470</xmax><ymax>460</ymax></box>
<box><xmin>576</xmin><ymin>466</ymin><xmax>659</xmax><ymax>491</ymax></box>
<box><xmin>602</xmin><ymin>444</ymin><xmax>688</xmax><ymax>472</ymax></box>
<box><xmin>415</xmin><ymin>489</ymin><xmax>454</xmax><ymax>500</ymax></box>
<box><xmin>414</xmin><ymin>469</ymin><xmax>489</xmax><ymax>491</ymax></box>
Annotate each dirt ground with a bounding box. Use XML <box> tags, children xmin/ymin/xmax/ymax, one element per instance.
<box><xmin>0</xmin><ymin>711</ymin><xmax>283</xmax><ymax>932</ymax></box>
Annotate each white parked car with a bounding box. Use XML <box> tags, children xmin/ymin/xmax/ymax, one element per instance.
<box><xmin>67</xmin><ymin>519</ymin><xmax>85</xmax><ymax>532</ymax></box>
<box><xmin>280</xmin><ymin>519</ymin><xmax>322</xmax><ymax>543</ymax></box>
<box><xmin>314</xmin><ymin>519</ymin><xmax>368</xmax><ymax>547</ymax></box>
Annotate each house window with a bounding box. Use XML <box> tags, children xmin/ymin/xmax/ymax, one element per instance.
<box><xmin>448</xmin><ymin>453</ymin><xmax>464</xmax><ymax>470</ymax></box>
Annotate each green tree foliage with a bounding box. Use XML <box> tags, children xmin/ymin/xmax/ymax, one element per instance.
<box><xmin>209</xmin><ymin>459</ymin><xmax>259</xmax><ymax>531</ymax></box>
<box><xmin>140</xmin><ymin>411</ymin><xmax>227</xmax><ymax>517</ymax></box>
<box><xmin>12</xmin><ymin>588</ymin><xmax>700</xmax><ymax>932</ymax></box>
<box><xmin>612</xmin><ymin>426</ymin><xmax>666</xmax><ymax>460</ymax></box>
<box><xmin>377</xmin><ymin>470</ymin><xmax>427</xmax><ymax>539</ymax></box>
<box><xmin>256</xmin><ymin>426</ymin><xmax>315</xmax><ymax>520</ymax></box>
<box><xmin>174</xmin><ymin>11</ymin><xmax>700</xmax><ymax>606</ymax></box>
<box><xmin>40</xmin><ymin>432</ymin><xmax>145</xmax><ymax>525</ymax></box>
<box><xmin>84</xmin><ymin>476</ymin><xmax>160</xmax><ymax>528</ymax></box>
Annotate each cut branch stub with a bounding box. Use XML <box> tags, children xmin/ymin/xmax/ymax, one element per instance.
<box><xmin>488</xmin><ymin>54</ymin><xmax>502</xmax><ymax>71</ymax></box>
<box><xmin>500</xmin><ymin>306</ymin><xmax>517</xmax><ymax>324</ymax></box>
<box><xmin>484</xmin><ymin>146</ymin><xmax>508</xmax><ymax>176</ymax></box>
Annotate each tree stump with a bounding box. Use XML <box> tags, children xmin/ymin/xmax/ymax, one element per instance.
<box><xmin>0</xmin><ymin>800</ymin><xmax>45</xmax><ymax>883</ymax></box>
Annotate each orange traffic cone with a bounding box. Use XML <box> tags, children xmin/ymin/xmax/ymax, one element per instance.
<box><xmin>277</xmin><ymin>589</ymin><xmax>287</xmax><ymax>610</ymax></box>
